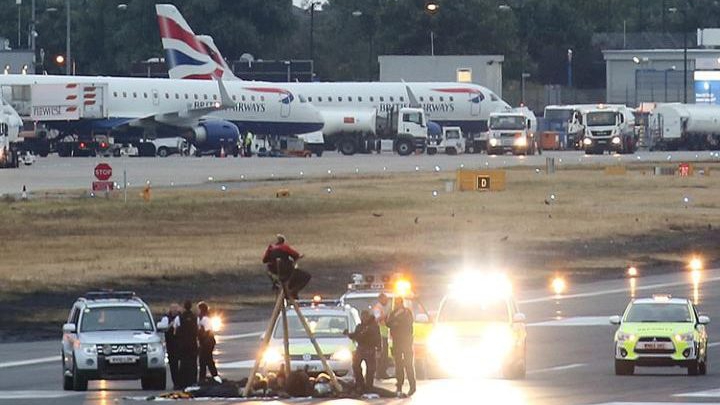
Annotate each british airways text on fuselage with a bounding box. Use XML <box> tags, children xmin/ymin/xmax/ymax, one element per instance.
<box><xmin>192</xmin><ymin>101</ymin><xmax>266</xmax><ymax>113</ymax></box>
<box><xmin>377</xmin><ymin>102</ymin><xmax>455</xmax><ymax>113</ymax></box>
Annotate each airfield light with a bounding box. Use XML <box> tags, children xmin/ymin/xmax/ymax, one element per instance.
<box><xmin>313</xmin><ymin>294</ymin><xmax>322</xmax><ymax>303</ymax></box>
<box><xmin>551</xmin><ymin>276</ymin><xmax>566</xmax><ymax>295</ymax></box>
<box><xmin>689</xmin><ymin>257</ymin><xmax>703</xmax><ymax>272</ymax></box>
<box><xmin>627</xmin><ymin>266</ymin><xmax>638</xmax><ymax>277</ymax></box>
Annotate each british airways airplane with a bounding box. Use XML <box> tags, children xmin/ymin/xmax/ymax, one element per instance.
<box><xmin>157</xmin><ymin>4</ymin><xmax>511</xmax><ymax>155</ymax></box>
<box><xmin>0</xmin><ymin>73</ymin><xmax>323</xmax><ymax>153</ymax></box>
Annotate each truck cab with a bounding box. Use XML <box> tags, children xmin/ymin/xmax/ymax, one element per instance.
<box><xmin>389</xmin><ymin>107</ymin><xmax>429</xmax><ymax>156</ymax></box>
<box><xmin>577</xmin><ymin>105</ymin><xmax>636</xmax><ymax>155</ymax></box>
<box><xmin>426</xmin><ymin>126</ymin><xmax>465</xmax><ymax>155</ymax></box>
<box><xmin>487</xmin><ymin>109</ymin><xmax>538</xmax><ymax>155</ymax></box>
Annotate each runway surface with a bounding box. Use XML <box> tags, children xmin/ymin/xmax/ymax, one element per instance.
<box><xmin>1</xmin><ymin>150</ymin><xmax>719</xmax><ymax>195</ymax></box>
<box><xmin>2</xmin><ymin>268</ymin><xmax>719</xmax><ymax>404</ymax></box>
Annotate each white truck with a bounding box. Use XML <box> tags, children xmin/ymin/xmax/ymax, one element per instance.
<box><xmin>323</xmin><ymin>106</ymin><xmax>429</xmax><ymax>156</ymax></box>
<box><xmin>0</xmin><ymin>97</ymin><xmax>23</xmax><ymax>168</ymax></box>
<box><xmin>426</xmin><ymin>126</ymin><xmax>465</xmax><ymax>155</ymax></box>
<box><xmin>487</xmin><ymin>108</ymin><xmax>539</xmax><ymax>155</ymax></box>
<box><xmin>575</xmin><ymin>104</ymin><xmax>636</xmax><ymax>154</ymax></box>
<box><xmin>648</xmin><ymin>103</ymin><xmax>720</xmax><ymax>150</ymax></box>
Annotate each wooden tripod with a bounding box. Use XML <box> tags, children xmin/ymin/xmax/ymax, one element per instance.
<box><xmin>242</xmin><ymin>280</ymin><xmax>342</xmax><ymax>397</ymax></box>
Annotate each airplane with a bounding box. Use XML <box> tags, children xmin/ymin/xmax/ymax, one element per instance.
<box><xmin>0</xmin><ymin>74</ymin><xmax>324</xmax><ymax>156</ymax></box>
<box><xmin>157</xmin><ymin>4</ymin><xmax>512</xmax><ymax>155</ymax></box>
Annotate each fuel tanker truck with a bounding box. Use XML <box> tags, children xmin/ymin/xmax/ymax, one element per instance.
<box><xmin>649</xmin><ymin>103</ymin><xmax>720</xmax><ymax>150</ymax></box>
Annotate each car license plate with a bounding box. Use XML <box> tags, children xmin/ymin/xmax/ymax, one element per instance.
<box><xmin>638</xmin><ymin>342</ymin><xmax>670</xmax><ymax>350</ymax></box>
<box><xmin>502</xmin><ymin>139</ymin><xmax>513</xmax><ymax>146</ymax></box>
<box><xmin>598</xmin><ymin>140</ymin><xmax>607</xmax><ymax>144</ymax></box>
<box><xmin>108</xmin><ymin>355</ymin><xmax>138</xmax><ymax>364</ymax></box>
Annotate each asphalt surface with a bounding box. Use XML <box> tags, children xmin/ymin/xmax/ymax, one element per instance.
<box><xmin>2</xmin><ymin>268</ymin><xmax>720</xmax><ymax>404</ymax></box>
<box><xmin>2</xmin><ymin>150</ymin><xmax>719</xmax><ymax>195</ymax></box>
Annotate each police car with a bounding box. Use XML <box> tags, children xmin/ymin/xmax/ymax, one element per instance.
<box><xmin>611</xmin><ymin>295</ymin><xmax>710</xmax><ymax>375</ymax></box>
<box><xmin>427</xmin><ymin>273</ymin><xmax>527</xmax><ymax>379</ymax></box>
<box><xmin>339</xmin><ymin>273</ymin><xmax>433</xmax><ymax>378</ymax></box>
<box><xmin>261</xmin><ymin>299</ymin><xmax>360</xmax><ymax>376</ymax></box>
<box><xmin>61</xmin><ymin>291</ymin><xmax>167</xmax><ymax>391</ymax></box>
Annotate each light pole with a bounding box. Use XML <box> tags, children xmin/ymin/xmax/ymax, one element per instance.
<box><xmin>283</xmin><ymin>60</ymin><xmax>291</xmax><ymax>82</ymax></box>
<box><xmin>66</xmin><ymin>0</ymin><xmax>71</xmax><ymax>75</ymax></box>
<box><xmin>424</xmin><ymin>1</ymin><xmax>439</xmax><ymax>56</ymax></box>
<box><xmin>308</xmin><ymin>1</ymin><xmax>320</xmax><ymax>62</ymax></box>
<box><xmin>521</xmin><ymin>72</ymin><xmax>531</xmax><ymax>105</ymax></box>
<box><xmin>669</xmin><ymin>6</ymin><xmax>688</xmax><ymax>103</ymax></box>
<box><xmin>351</xmin><ymin>10</ymin><xmax>373</xmax><ymax>80</ymax></box>
<box><xmin>567</xmin><ymin>49</ymin><xmax>573</xmax><ymax>88</ymax></box>
<box><xmin>17</xmin><ymin>0</ymin><xmax>22</xmax><ymax>50</ymax></box>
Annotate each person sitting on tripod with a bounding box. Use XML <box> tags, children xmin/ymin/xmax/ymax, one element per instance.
<box><xmin>262</xmin><ymin>234</ymin><xmax>310</xmax><ymax>299</ymax></box>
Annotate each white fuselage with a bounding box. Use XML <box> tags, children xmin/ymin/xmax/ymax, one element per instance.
<box><xmin>0</xmin><ymin>74</ymin><xmax>324</xmax><ymax>136</ymax></box>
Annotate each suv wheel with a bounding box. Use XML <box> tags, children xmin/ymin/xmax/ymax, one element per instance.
<box><xmin>688</xmin><ymin>359</ymin><xmax>701</xmax><ymax>376</ymax></box>
<box><xmin>72</xmin><ymin>360</ymin><xmax>88</xmax><ymax>391</ymax></box>
<box><xmin>141</xmin><ymin>371</ymin><xmax>167</xmax><ymax>390</ymax></box>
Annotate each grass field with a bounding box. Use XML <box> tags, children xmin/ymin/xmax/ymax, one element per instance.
<box><xmin>1</xmin><ymin>164</ymin><xmax>719</xmax><ymax>340</ymax></box>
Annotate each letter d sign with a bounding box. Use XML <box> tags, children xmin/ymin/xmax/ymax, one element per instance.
<box><xmin>477</xmin><ymin>175</ymin><xmax>490</xmax><ymax>190</ymax></box>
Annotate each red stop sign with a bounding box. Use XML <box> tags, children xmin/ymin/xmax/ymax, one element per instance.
<box><xmin>94</xmin><ymin>163</ymin><xmax>112</xmax><ymax>181</ymax></box>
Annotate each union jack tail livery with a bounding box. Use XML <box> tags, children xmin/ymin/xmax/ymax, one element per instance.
<box><xmin>156</xmin><ymin>4</ymin><xmax>240</xmax><ymax>81</ymax></box>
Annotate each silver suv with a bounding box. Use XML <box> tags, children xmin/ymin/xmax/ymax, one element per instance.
<box><xmin>61</xmin><ymin>291</ymin><xmax>167</xmax><ymax>391</ymax></box>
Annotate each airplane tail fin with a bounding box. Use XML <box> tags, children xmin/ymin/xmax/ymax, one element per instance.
<box><xmin>155</xmin><ymin>4</ymin><xmax>239</xmax><ymax>81</ymax></box>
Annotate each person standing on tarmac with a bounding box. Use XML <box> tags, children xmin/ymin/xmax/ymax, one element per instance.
<box><xmin>160</xmin><ymin>303</ymin><xmax>181</xmax><ymax>389</ymax></box>
<box><xmin>174</xmin><ymin>300</ymin><xmax>199</xmax><ymax>388</ymax></box>
<box><xmin>386</xmin><ymin>296</ymin><xmax>416</xmax><ymax>398</ymax></box>
<box><xmin>344</xmin><ymin>310</ymin><xmax>381</xmax><ymax>394</ymax></box>
<box><xmin>262</xmin><ymin>234</ymin><xmax>310</xmax><ymax>300</ymax></box>
<box><xmin>372</xmin><ymin>293</ymin><xmax>391</xmax><ymax>379</ymax></box>
<box><xmin>197</xmin><ymin>302</ymin><xmax>222</xmax><ymax>384</ymax></box>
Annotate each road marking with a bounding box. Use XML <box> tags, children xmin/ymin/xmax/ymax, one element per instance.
<box><xmin>708</xmin><ymin>342</ymin><xmax>720</xmax><ymax>348</ymax></box>
<box><xmin>521</xmin><ymin>272</ymin><xmax>720</xmax><ymax>304</ymax></box>
<box><xmin>527</xmin><ymin>363</ymin><xmax>586</xmax><ymax>375</ymax></box>
<box><xmin>592</xmin><ymin>403</ymin><xmax>720</xmax><ymax>405</ymax></box>
<box><xmin>216</xmin><ymin>331</ymin><xmax>263</xmax><ymax>341</ymax></box>
<box><xmin>529</xmin><ymin>316</ymin><xmax>612</xmax><ymax>327</ymax></box>
<box><xmin>0</xmin><ymin>356</ymin><xmax>59</xmax><ymax>369</ymax></box>
<box><xmin>0</xmin><ymin>391</ymin><xmax>81</xmax><ymax>399</ymax></box>
<box><xmin>676</xmin><ymin>388</ymin><xmax>720</xmax><ymax>398</ymax></box>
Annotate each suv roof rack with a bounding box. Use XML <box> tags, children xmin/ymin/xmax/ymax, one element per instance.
<box><xmin>82</xmin><ymin>290</ymin><xmax>138</xmax><ymax>301</ymax></box>
<box><xmin>294</xmin><ymin>299</ymin><xmax>341</xmax><ymax>308</ymax></box>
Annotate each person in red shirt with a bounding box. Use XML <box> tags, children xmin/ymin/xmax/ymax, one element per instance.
<box><xmin>262</xmin><ymin>234</ymin><xmax>310</xmax><ymax>299</ymax></box>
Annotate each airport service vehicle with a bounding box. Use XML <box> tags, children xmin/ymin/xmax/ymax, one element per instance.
<box><xmin>427</xmin><ymin>126</ymin><xmax>465</xmax><ymax>155</ymax></box>
<box><xmin>0</xmin><ymin>97</ymin><xmax>22</xmax><ymax>168</ymax></box>
<box><xmin>610</xmin><ymin>295</ymin><xmax>709</xmax><ymax>376</ymax></box>
<box><xmin>575</xmin><ymin>104</ymin><xmax>636</xmax><ymax>154</ymax></box>
<box><xmin>157</xmin><ymin>4</ymin><xmax>512</xmax><ymax>155</ymax></box>
<box><xmin>339</xmin><ymin>273</ymin><xmax>433</xmax><ymax>379</ymax></box>
<box><xmin>487</xmin><ymin>108</ymin><xmax>539</xmax><ymax>155</ymax></box>
<box><xmin>649</xmin><ymin>103</ymin><xmax>720</xmax><ymax>150</ymax></box>
<box><xmin>540</xmin><ymin>105</ymin><xmax>581</xmax><ymax>150</ymax></box>
<box><xmin>427</xmin><ymin>273</ymin><xmax>527</xmax><ymax>379</ymax></box>
<box><xmin>261</xmin><ymin>300</ymin><xmax>359</xmax><ymax>376</ymax></box>
<box><xmin>151</xmin><ymin>137</ymin><xmax>188</xmax><ymax>157</ymax></box>
<box><xmin>61</xmin><ymin>291</ymin><xmax>167</xmax><ymax>391</ymax></box>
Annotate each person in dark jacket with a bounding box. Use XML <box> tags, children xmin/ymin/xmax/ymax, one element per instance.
<box><xmin>386</xmin><ymin>297</ymin><xmax>416</xmax><ymax>397</ymax></box>
<box><xmin>160</xmin><ymin>303</ymin><xmax>181</xmax><ymax>389</ymax></box>
<box><xmin>262</xmin><ymin>234</ymin><xmax>310</xmax><ymax>299</ymax></box>
<box><xmin>345</xmin><ymin>310</ymin><xmax>381</xmax><ymax>393</ymax></box>
<box><xmin>197</xmin><ymin>301</ymin><xmax>222</xmax><ymax>383</ymax></box>
<box><xmin>174</xmin><ymin>300</ymin><xmax>198</xmax><ymax>388</ymax></box>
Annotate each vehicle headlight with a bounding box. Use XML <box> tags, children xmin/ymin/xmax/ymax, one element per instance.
<box><xmin>485</xmin><ymin>327</ymin><xmax>515</xmax><ymax>353</ymax></box>
<box><xmin>428</xmin><ymin>326</ymin><xmax>456</xmax><ymax>355</ymax></box>
<box><xmin>147</xmin><ymin>342</ymin><xmax>163</xmax><ymax>354</ymax></box>
<box><xmin>489</xmin><ymin>138</ymin><xmax>498</xmax><ymax>146</ymax></box>
<box><xmin>514</xmin><ymin>137</ymin><xmax>527</xmax><ymax>147</ymax></box>
<box><xmin>611</xmin><ymin>136</ymin><xmax>621</xmax><ymax>145</ymax></box>
<box><xmin>616</xmin><ymin>332</ymin><xmax>636</xmax><ymax>342</ymax></box>
<box><xmin>262</xmin><ymin>347</ymin><xmax>283</xmax><ymax>365</ymax></box>
<box><xmin>583</xmin><ymin>138</ymin><xmax>592</xmax><ymax>146</ymax></box>
<box><xmin>82</xmin><ymin>344</ymin><xmax>97</xmax><ymax>355</ymax></box>
<box><xmin>331</xmin><ymin>348</ymin><xmax>353</xmax><ymax>362</ymax></box>
<box><xmin>675</xmin><ymin>332</ymin><xmax>694</xmax><ymax>342</ymax></box>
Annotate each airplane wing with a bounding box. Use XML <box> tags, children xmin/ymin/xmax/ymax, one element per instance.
<box><xmin>127</xmin><ymin>78</ymin><xmax>234</xmax><ymax>129</ymax></box>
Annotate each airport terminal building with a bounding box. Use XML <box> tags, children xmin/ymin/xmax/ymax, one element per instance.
<box><xmin>378</xmin><ymin>55</ymin><xmax>504</xmax><ymax>97</ymax></box>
